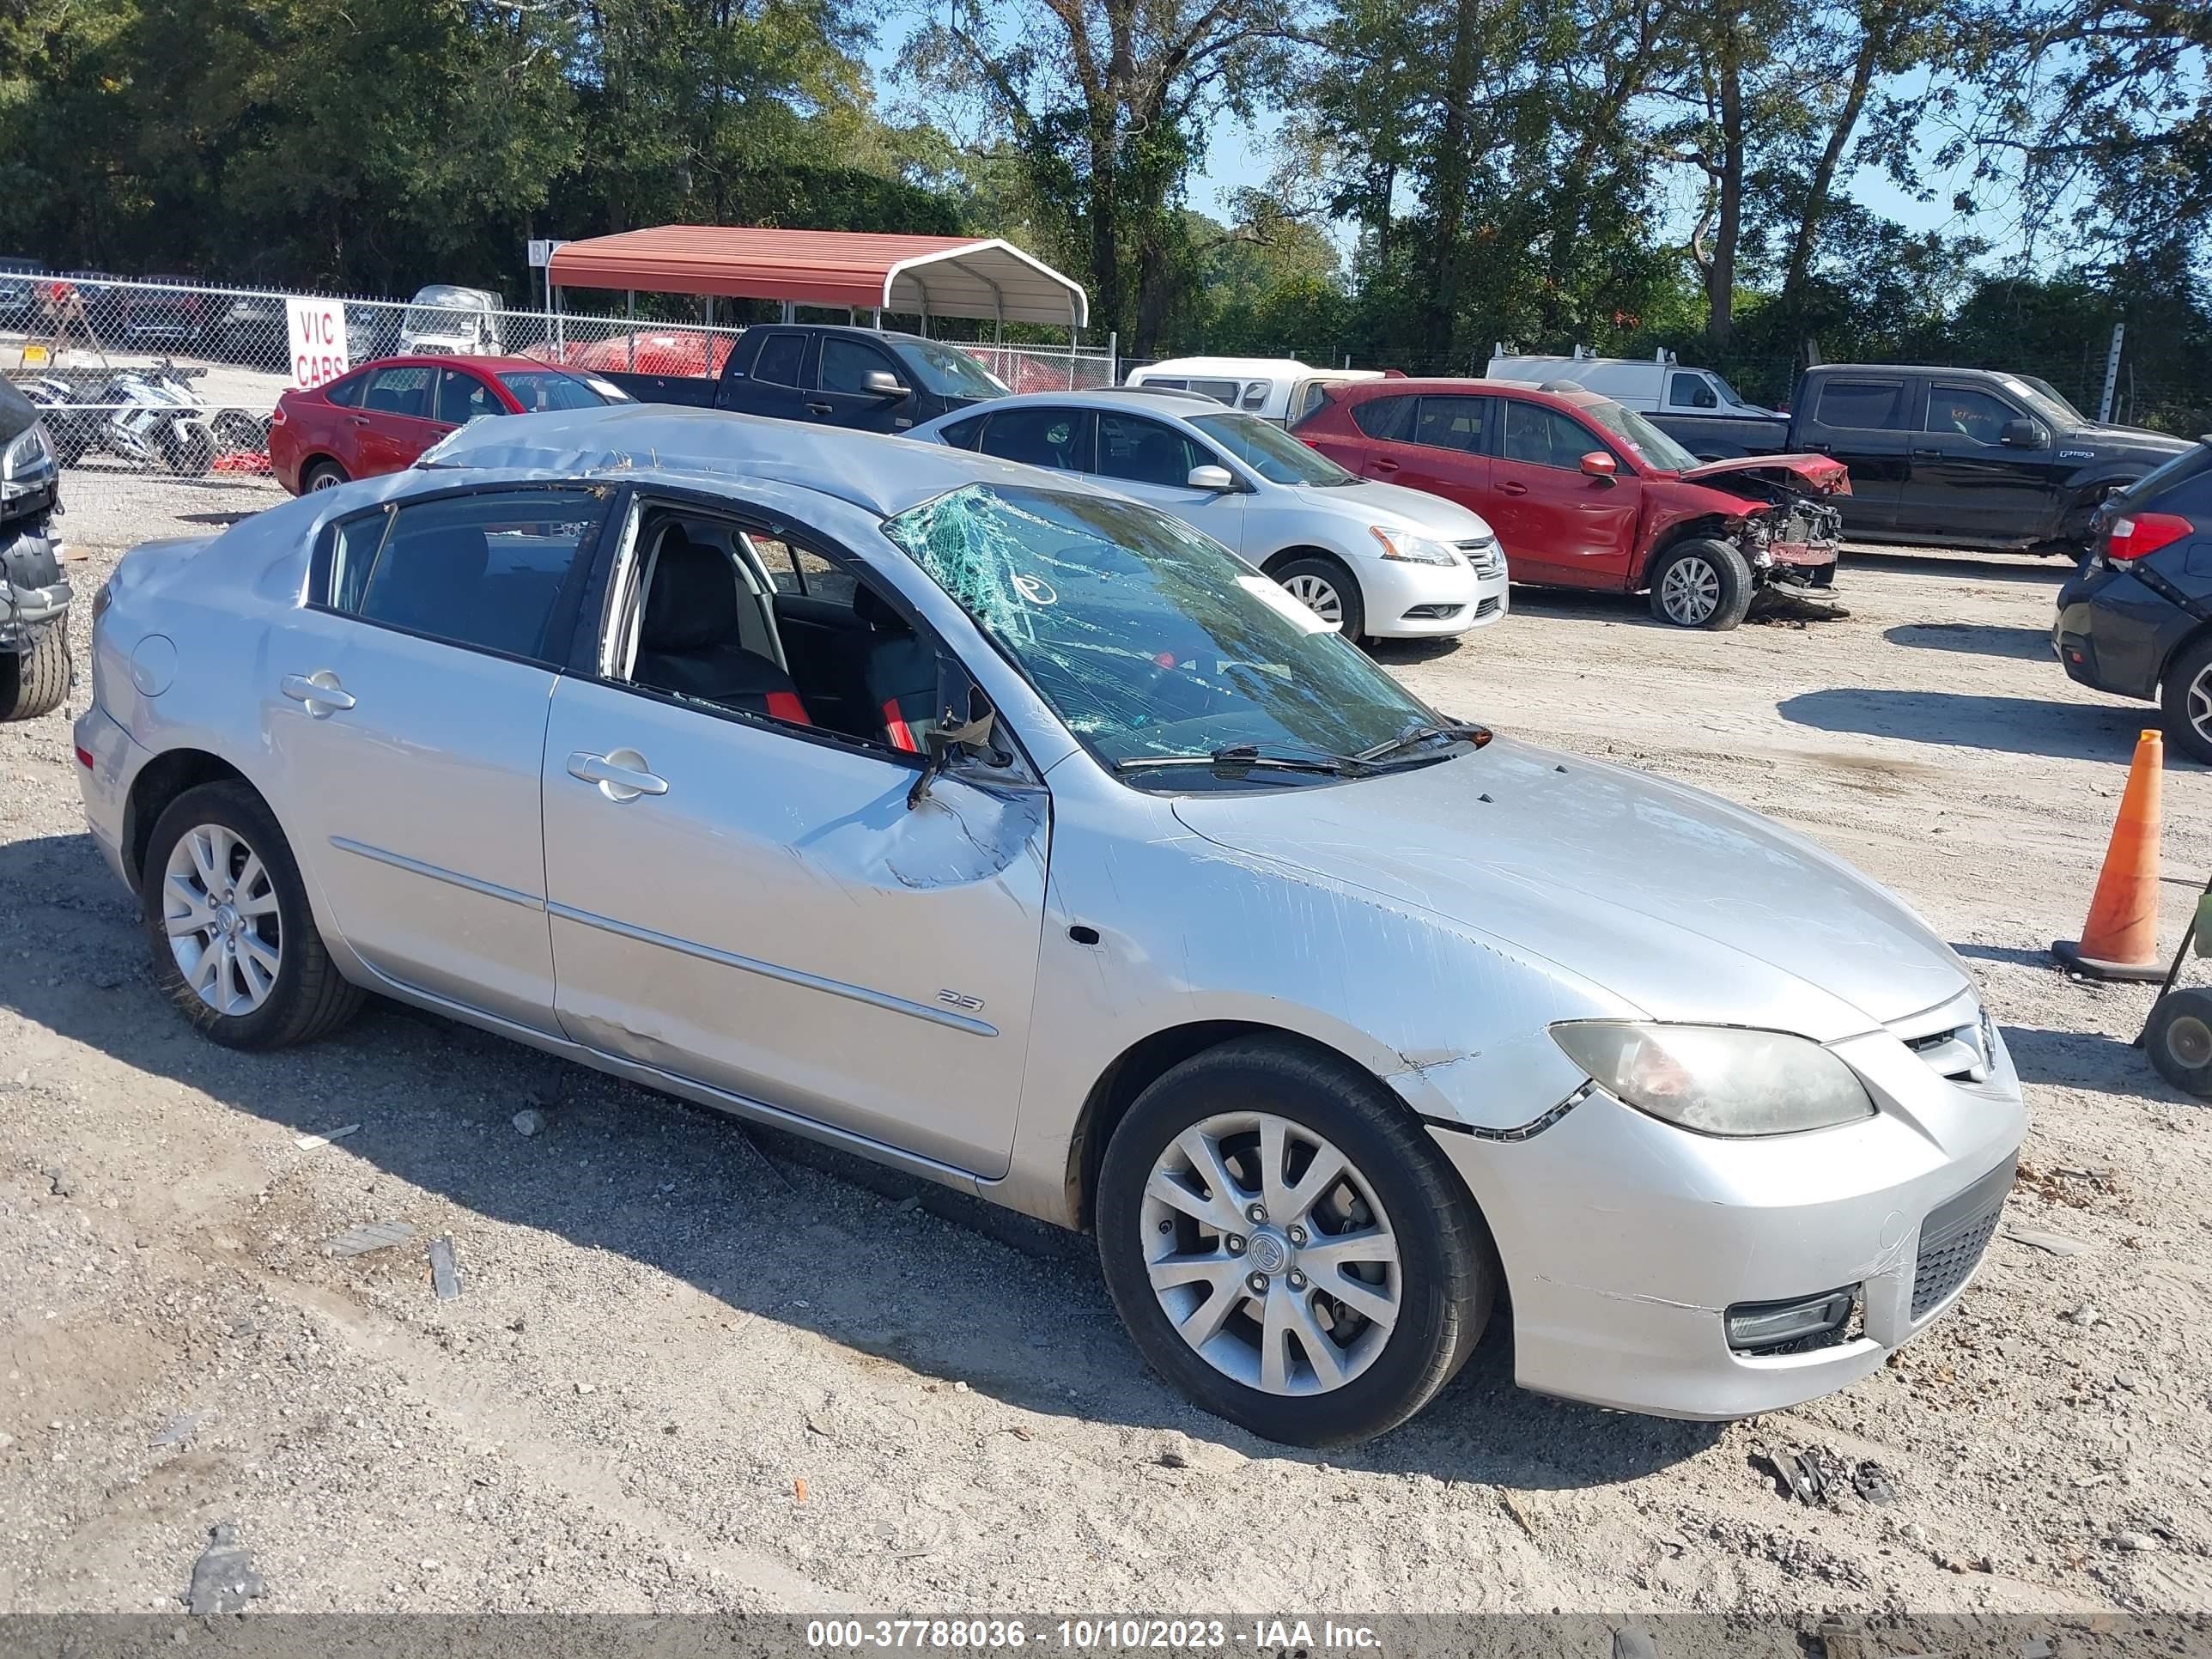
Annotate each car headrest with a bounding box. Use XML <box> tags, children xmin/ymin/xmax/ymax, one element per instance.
<box><xmin>852</xmin><ymin>582</ymin><xmax>908</xmax><ymax>633</ymax></box>
<box><xmin>641</xmin><ymin>526</ymin><xmax>738</xmax><ymax>652</ymax></box>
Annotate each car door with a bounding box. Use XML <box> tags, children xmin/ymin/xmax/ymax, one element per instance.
<box><xmin>1899</xmin><ymin>380</ymin><xmax>2057</xmax><ymax>544</ymax></box>
<box><xmin>721</xmin><ymin>329</ymin><xmax>812</xmax><ymax>422</ymax></box>
<box><xmin>1486</xmin><ymin>398</ymin><xmax>1642</xmax><ymax>587</ymax></box>
<box><xmin>349</xmin><ymin>364</ymin><xmax>444</xmax><ymax>477</ymax></box>
<box><xmin>1092</xmin><ymin>410</ymin><xmax>1246</xmax><ymax>550</ymax></box>
<box><xmin>811</xmin><ymin>335</ymin><xmax>914</xmax><ymax>432</ymax></box>
<box><xmin>1796</xmin><ymin>374</ymin><xmax>1909</xmax><ymax>533</ymax></box>
<box><xmin>1358</xmin><ymin>393</ymin><xmax>1494</xmax><ymax>514</ymax></box>
<box><xmin>261</xmin><ymin>483</ymin><xmax>611</xmax><ymax>1032</ymax></box>
<box><xmin>536</xmin><ymin>490</ymin><xmax>1050</xmax><ymax>1176</ymax></box>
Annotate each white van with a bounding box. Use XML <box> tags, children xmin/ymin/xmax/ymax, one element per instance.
<box><xmin>398</xmin><ymin>284</ymin><xmax>505</xmax><ymax>356</ymax></box>
<box><xmin>1486</xmin><ymin>349</ymin><xmax>1777</xmax><ymax>418</ymax></box>
<box><xmin>1124</xmin><ymin>356</ymin><xmax>1383</xmax><ymax>426</ymax></box>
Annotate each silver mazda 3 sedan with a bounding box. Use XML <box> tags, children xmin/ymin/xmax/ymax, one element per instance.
<box><xmin>75</xmin><ymin>405</ymin><xmax>2026</xmax><ymax>1447</ymax></box>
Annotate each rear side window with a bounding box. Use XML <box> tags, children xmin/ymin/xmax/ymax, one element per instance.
<box><xmin>1814</xmin><ymin>378</ymin><xmax>1906</xmax><ymax>430</ymax></box>
<box><xmin>819</xmin><ymin>337</ymin><xmax>902</xmax><ymax>394</ymax></box>
<box><xmin>977</xmin><ymin>407</ymin><xmax>1092</xmax><ymax>472</ymax></box>
<box><xmin>321</xmin><ymin>488</ymin><xmax>605</xmax><ymax>662</ymax></box>
<box><xmin>1411</xmin><ymin>396</ymin><xmax>1489</xmax><ymax>453</ymax></box>
<box><xmin>1350</xmin><ymin>394</ymin><xmax>1417</xmax><ymax>441</ymax></box>
<box><xmin>751</xmin><ymin>332</ymin><xmax>805</xmax><ymax>387</ymax></box>
<box><xmin>1184</xmin><ymin>379</ymin><xmax>1241</xmax><ymax>405</ymax></box>
<box><xmin>322</xmin><ymin>374</ymin><xmax>366</xmax><ymax>410</ymax></box>
<box><xmin>1499</xmin><ymin>401</ymin><xmax>1602</xmax><ymax>470</ymax></box>
<box><xmin>362</xmin><ymin>366</ymin><xmax>431</xmax><ymax>420</ymax></box>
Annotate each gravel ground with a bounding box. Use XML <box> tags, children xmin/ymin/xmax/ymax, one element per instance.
<box><xmin>3</xmin><ymin>475</ymin><xmax>2210</xmax><ymax>1620</ymax></box>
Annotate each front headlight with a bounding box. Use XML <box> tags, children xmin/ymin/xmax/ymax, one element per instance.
<box><xmin>1369</xmin><ymin>525</ymin><xmax>1459</xmax><ymax>565</ymax></box>
<box><xmin>0</xmin><ymin>421</ymin><xmax>57</xmax><ymax>501</ymax></box>
<box><xmin>1550</xmin><ymin>1021</ymin><xmax>1876</xmax><ymax>1137</ymax></box>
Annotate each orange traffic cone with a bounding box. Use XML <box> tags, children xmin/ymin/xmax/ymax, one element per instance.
<box><xmin>2054</xmin><ymin>728</ymin><xmax>2166</xmax><ymax>981</ymax></box>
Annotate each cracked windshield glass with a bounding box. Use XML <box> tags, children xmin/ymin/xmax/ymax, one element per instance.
<box><xmin>882</xmin><ymin>484</ymin><xmax>1443</xmax><ymax>781</ymax></box>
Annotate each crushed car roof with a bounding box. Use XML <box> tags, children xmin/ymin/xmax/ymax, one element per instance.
<box><xmin>416</xmin><ymin>403</ymin><xmax>1119</xmax><ymax>520</ymax></box>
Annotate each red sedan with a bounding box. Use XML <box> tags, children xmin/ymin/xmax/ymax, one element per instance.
<box><xmin>268</xmin><ymin>355</ymin><xmax>630</xmax><ymax>495</ymax></box>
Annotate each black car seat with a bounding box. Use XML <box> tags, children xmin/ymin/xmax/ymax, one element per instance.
<box><xmin>852</xmin><ymin>583</ymin><xmax>937</xmax><ymax>752</ymax></box>
<box><xmin>635</xmin><ymin>526</ymin><xmax>811</xmax><ymax>726</ymax></box>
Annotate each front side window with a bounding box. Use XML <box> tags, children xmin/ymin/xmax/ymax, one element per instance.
<box><xmin>362</xmin><ymin>367</ymin><xmax>432</xmax><ymax>420</ymax></box>
<box><xmin>1926</xmin><ymin>385</ymin><xmax>2020</xmax><ymax>446</ymax></box>
<box><xmin>1668</xmin><ymin>374</ymin><xmax>1718</xmax><ymax>409</ymax></box>
<box><xmin>882</xmin><ymin>483</ymin><xmax>1436</xmax><ymax>778</ymax></box>
<box><xmin>1097</xmin><ymin>413</ymin><xmax>1206</xmax><ymax>487</ymax></box>
<box><xmin>1815</xmin><ymin>378</ymin><xmax>1906</xmax><ymax>430</ymax></box>
<box><xmin>434</xmin><ymin>367</ymin><xmax>501</xmax><ymax>426</ymax></box>
<box><xmin>322</xmin><ymin>488</ymin><xmax>604</xmax><ymax>661</ymax></box>
<box><xmin>978</xmin><ymin>407</ymin><xmax>1093</xmax><ymax>471</ymax></box>
<box><xmin>497</xmin><ymin>369</ymin><xmax>625</xmax><ymax>412</ymax></box>
<box><xmin>1500</xmin><ymin>401</ymin><xmax>1607</xmax><ymax>470</ymax></box>
<box><xmin>820</xmin><ymin>338</ymin><xmax>902</xmax><ymax>395</ymax></box>
<box><xmin>1189</xmin><ymin>411</ymin><xmax>1354</xmax><ymax>484</ymax></box>
<box><xmin>1410</xmin><ymin>396</ymin><xmax>1488</xmax><ymax>454</ymax></box>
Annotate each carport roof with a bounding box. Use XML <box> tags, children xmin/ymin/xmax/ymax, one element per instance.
<box><xmin>548</xmin><ymin>226</ymin><xmax>1089</xmax><ymax>330</ymax></box>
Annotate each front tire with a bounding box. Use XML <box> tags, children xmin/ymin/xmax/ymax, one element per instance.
<box><xmin>2160</xmin><ymin>635</ymin><xmax>2212</xmax><ymax>765</ymax></box>
<box><xmin>0</xmin><ymin>620</ymin><xmax>70</xmax><ymax>722</ymax></box>
<box><xmin>1648</xmin><ymin>538</ymin><xmax>1753</xmax><ymax>629</ymax></box>
<box><xmin>141</xmin><ymin>781</ymin><xmax>363</xmax><ymax>1048</ymax></box>
<box><xmin>1273</xmin><ymin>554</ymin><xmax>1367</xmax><ymax>644</ymax></box>
<box><xmin>1097</xmin><ymin>1038</ymin><xmax>1495</xmax><ymax>1447</ymax></box>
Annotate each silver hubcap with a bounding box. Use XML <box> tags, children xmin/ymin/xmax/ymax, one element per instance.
<box><xmin>310</xmin><ymin>471</ymin><xmax>341</xmax><ymax>491</ymax></box>
<box><xmin>1279</xmin><ymin>573</ymin><xmax>1345</xmax><ymax>631</ymax></box>
<box><xmin>163</xmin><ymin>824</ymin><xmax>283</xmax><ymax>1016</ymax></box>
<box><xmin>2187</xmin><ymin>666</ymin><xmax>2212</xmax><ymax>744</ymax></box>
<box><xmin>1660</xmin><ymin>556</ymin><xmax>1721</xmax><ymax>624</ymax></box>
<box><xmin>1141</xmin><ymin>1112</ymin><xmax>1401</xmax><ymax>1396</ymax></box>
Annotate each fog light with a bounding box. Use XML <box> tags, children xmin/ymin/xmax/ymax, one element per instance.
<box><xmin>1726</xmin><ymin>1287</ymin><xmax>1856</xmax><ymax>1352</ymax></box>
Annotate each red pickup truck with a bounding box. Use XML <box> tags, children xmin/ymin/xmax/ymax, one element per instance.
<box><xmin>1295</xmin><ymin>376</ymin><xmax>1849</xmax><ymax>629</ymax></box>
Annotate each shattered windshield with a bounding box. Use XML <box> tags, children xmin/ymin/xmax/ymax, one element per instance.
<box><xmin>882</xmin><ymin>483</ymin><xmax>1437</xmax><ymax>781</ymax></box>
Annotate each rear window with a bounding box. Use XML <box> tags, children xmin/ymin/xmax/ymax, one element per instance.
<box><xmin>2118</xmin><ymin>442</ymin><xmax>2212</xmax><ymax>515</ymax></box>
<box><xmin>1814</xmin><ymin>378</ymin><xmax>1907</xmax><ymax>430</ymax></box>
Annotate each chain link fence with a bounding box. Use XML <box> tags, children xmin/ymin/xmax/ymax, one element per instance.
<box><xmin>1</xmin><ymin>273</ymin><xmax>1116</xmax><ymax>484</ymax></box>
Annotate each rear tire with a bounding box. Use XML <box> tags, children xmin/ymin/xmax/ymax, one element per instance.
<box><xmin>1097</xmin><ymin>1037</ymin><xmax>1495</xmax><ymax>1447</ymax></box>
<box><xmin>301</xmin><ymin>459</ymin><xmax>349</xmax><ymax>494</ymax></box>
<box><xmin>140</xmin><ymin>781</ymin><xmax>363</xmax><ymax>1049</ymax></box>
<box><xmin>1648</xmin><ymin>538</ymin><xmax>1753</xmax><ymax>630</ymax></box>
<box><xmin>1273</xmin><ymin>554</ymin><xmax>1367</xmax><ymax>644</ymax></box>
<box><xmin>2160</xmin><ymin>635</ymin><xmax>2212</xmax><ymax>766</ymax></box>
<box><xmin>0</xmin><ymin>618</ymin><xmax>70</xmax><ymax>722</ymax></box>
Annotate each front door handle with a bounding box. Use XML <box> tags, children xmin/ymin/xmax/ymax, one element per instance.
<box><xmin>804</xmin><ymin>401</ymin><xmax>833</xmax><ymax>417</ymax></box>
<box><xmin>281</xmin><ymin>671</ymin><xmax>355</xmax><ymax>715</ymax></box>
<box><xmin>1912</xmin><ymin>447</ymin><xmax>1942</xmax><ymax>459</ymax></box>
<box><xmin>567</xmin><ymin>749</ymin><xmax>667</xmax><ymax>803</ymax></box>
<box><xmin>1369</xmin><ymin>457</ymin><xmax>1400</xmax><ymax>473</ymax></box>
<box><xmin>1800</xmin><ymin>441</ymin><xmax>1829</xmax><ymax>453</ymax></box>
<box><xmin>1497</xmin><ymin>481</ymin><xmax>1529</xmax><ymax>496</ymax></box>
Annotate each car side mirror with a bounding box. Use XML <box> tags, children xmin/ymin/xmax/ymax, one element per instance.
<box><xmin>1580</xmin><ymin>451</ymin><xmax>1618</xmax><ymax>480</ymax></box>
<box><xmin>2000</xmin><ymin>418</ymin><xmax>2045</xmax><ymax>448</ymax></box>
<box><xmin>908</xmin><ymin>660</ymin><xmax>999</xmax><ymax>810</ymax></box>
<box><xmin>863</xmin><ymin>369</ymin><xmax>911</xmax><ymax>402</ymax></box>
<box><xmin>1188</xmin><ymin>464</ymin><xmax>1237</xmax><ymax>492</ymax></box>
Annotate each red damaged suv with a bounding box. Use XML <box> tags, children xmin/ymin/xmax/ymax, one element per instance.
<box><xmin>1295</xmin><ymin>377</ymin><xmax>1849</xmax><ymax>629</ymax></box>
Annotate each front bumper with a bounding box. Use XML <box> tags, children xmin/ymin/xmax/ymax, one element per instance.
<box><xmin>1429</xmin><ymin>1005</ymin><xmax>2027</xmax><ymax>1419</ymax></box>
<box><xmin>1358</xmin><ymin>555</ymin><xmax>1506</xmax><ymax>640</ymax></box>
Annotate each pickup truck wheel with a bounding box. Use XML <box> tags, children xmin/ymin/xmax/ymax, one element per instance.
<box><xmin>1273</xmin><ymin>555</ymin><xmax>1366</xmax><ymax>644</ymax></box>
<box><xmin>2160</xmin><ymin>635</ymin><xmax>2212</xmax><ymax>765</ymax></box>
<box><xmin>0</xmin><ymin>619</ymin><xmax>70</xmax><ymax>723</ymax></box>
<box><xmin>140</xmin><ymin>781</ymin><xmax>364</xmax><ymax>1049</ymax></box>
<box><xmin>1649</xmin><ymin>538</ymin><xmax>1753</xmax><ymax>630</ymax></box>
<box><xmin>1097</xmin><ymin>1038</ymin><xmax>1495</xmax><ymax>1447</ymax></box>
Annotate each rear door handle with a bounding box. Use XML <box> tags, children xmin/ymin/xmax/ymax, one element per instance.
<box><xmin>348</xmin><ymin>416</ymin><xmax>370</xmax><ymax>428</ymax></box>
<box><xmin>567</xmin><ymin>749</ymin><xmax>667</xmax><ymax>803</ymax></box>
<box><xmin>281</xmin><ymin>672</ymin><xmax>354</xmax><ymax>715</ymax></box>
<box><xmin>1370</xmin><ymin>457</ymin><xmax>1400</xmax><ymax>473</ymax></box>
<box><xmin>1497</xmin><ymin>481</ymin><xmax>1528</xmax><ymax>496</ymax></box>
<box><xmin>1800</xmin><ymin>441</ymin><xmax>1829</xmax><ymax>453</ymax></box>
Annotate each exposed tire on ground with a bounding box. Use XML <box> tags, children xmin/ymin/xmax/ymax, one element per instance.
<box><xmin>2146</xmin><ymin>988</ymin><xmax>2212</xmax><ymax>1098</ymax></box>
<box><xmin>140</xmin><ymin>780</ymin><xmax>364</xmax><ymax>1049</ymax></box>
<box><xmin>1648</xmin><ymin>538</ymin><xmax>1753</xmax><ymax>630</ymax></box>
<box><xmin>1272</xmin><ymin>553</ymin><xmax>1367</xmax><ymax>644</ymax></box>
<box><xmin>1096</xmin><ymin>1036</ymin><xmax>1495</xmax><ymax>1447</ymax></box>
<box><xmin>161</xmin><ymin>422</ymin><xmax>216</xmax><ymax>477</ymax></box>
<box><xmin>302</xmin><ymin>459</ymin><xmax>349</xmax><ymax>493</ymax></box>
<box><xmin>2160</xmin><ymin>634</ymin><xmax>2212</xmax><ymax>766</ymax></box>
<box><xmin>0</xmin><ymin>618</ymin><xmax>70</xmax><ymax>722</ymax></box>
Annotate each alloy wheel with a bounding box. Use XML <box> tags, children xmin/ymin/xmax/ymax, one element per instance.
<box><xmin>1139</xmin><ymin>1112</ymin><xmax>1401</xmax><ymax>1396</ymax></box>
<box><xmin>1659</xmin><ymin>556</ymin><xmax>1721</xmax><ymax>625</ymax></box>
<box><xmin>162</xmin><ymin>823</ymin><xmax>283</xmax><ymax>1016</ymax></box>
<box><xmin>2188</xmin><ymin>665</ymin><xmax>2212</xmax><ymax>749</ymax></box>
<box><xmin>1279</xmin><ymin>573</ymin><xmax>1345</xmax><ymax>630</ymax></box>
<box><xmin>309</xmin><ymin>471</ymin><xmax>343</xmax><ymax>491</ymax></box>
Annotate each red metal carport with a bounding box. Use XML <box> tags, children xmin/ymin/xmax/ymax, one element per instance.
<box><xmin>547</xmin><ymin>226</ymin><xmax>1089</xmax><ymax>334</ymax></box>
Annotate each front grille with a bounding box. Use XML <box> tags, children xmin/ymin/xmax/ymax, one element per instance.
<box><xmin>1457</xmin><ymin>539</ymin><xmax>1506</xmax><ymax>579</ymax></box>
<box><xmin>1911</xmin><ymin>1155</ymin><xmax>2014</xmax><ymax>1320</ymax></box>
<box><xmin>1887</xmin><ymin>994</ymin><xmax>1995</xmax><ymax>1085</ymax></box>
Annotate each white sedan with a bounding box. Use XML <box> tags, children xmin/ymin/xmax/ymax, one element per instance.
<box><xmin>908</xmin><ymin>390</ymin><xmax>1509</xmax><ymax>644</ymax></box>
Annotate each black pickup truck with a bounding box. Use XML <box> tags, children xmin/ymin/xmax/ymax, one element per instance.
<box><xmin>604</xmin><ymin>324</ymin><xmax>1011</xmax><ymax>434</ymax></box>
<box><xmin>1650</xmin><ymin>363</ymin><xmax>2191</xmax><ymax>553</ymax></box>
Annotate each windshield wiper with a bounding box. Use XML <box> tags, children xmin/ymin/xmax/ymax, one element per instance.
<box><xmin>1355</xmin><ymin>720</ymin><xmax>1493</xmax><ymax>766</ymax></box>
<box><xmin>1115</xmin><ymin>743</ymin><xmax>1374</xmax><ymax>778</ymax></box>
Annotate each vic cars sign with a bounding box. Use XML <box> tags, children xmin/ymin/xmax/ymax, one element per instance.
<box><xmin>287</xmin><ymin>298</ymin><xmax>350</xmax><ymax>389</ymax></box>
